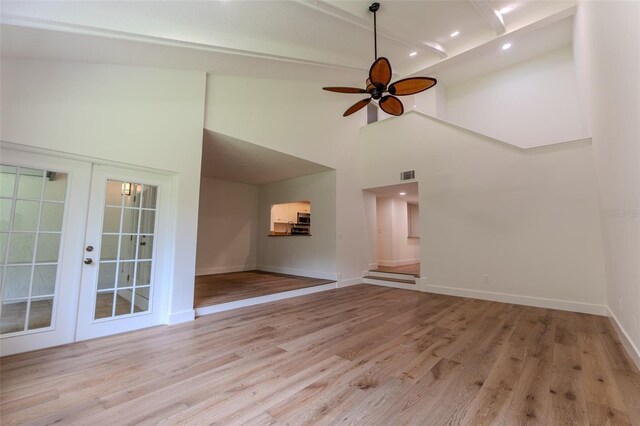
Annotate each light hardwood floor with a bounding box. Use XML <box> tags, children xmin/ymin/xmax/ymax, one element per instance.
<box><xmin>194</xmin><ymin>270</ymin><xmax>334</xmax><ymax>307</ymax></box>
<box><xmin>1</xmin><ymin>285</ymin><xmax>639</xmax><ymax>425</ymax></box>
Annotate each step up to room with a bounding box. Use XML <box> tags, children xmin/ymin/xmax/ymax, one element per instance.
<box><xmin>367</xmin><ymin>271</ymin><xmax>418</xmax><ymax>280</ymax></box>
<box><xmin>363</xmin><ymin>271</ymin><xmax>418</xmax><ymax>290</ymax></box>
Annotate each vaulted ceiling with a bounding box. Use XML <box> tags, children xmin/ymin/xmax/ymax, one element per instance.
<box><xmin>1</xmin><ymin>0</ymin><xmax>576</xmax><ymax>85</ymax></box>
<box><xmin>0</xmin><ymin>1</ymin><xmax>579</xmax><ymax>183</ymax></box>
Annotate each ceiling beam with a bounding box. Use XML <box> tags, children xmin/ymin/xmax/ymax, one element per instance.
<box><xmin>295</xmin><ymin>0</ymin><xmax>447</xmax><ymax>59</ymax></box>
<box><xmin>0</xmin><ymin>13</ymin><xmax>369</xmax><ymax>73</ymax></box>
<box><xmin>468</xmin><ymin>0</ymin><xmax>506</xmax><ymax>35</ymax></box>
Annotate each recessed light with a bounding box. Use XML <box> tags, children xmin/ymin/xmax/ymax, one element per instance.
<box><xmin>399</xmin><ymin>192</ymin><xmax>407</xmax><ymax>196</ymax></box>
<box><xmin>502</xmin><ymin>43</ymin><xmax>512</xmax><ymax>50</ymax></box>
<box><xmin>499</xmin><ymin>5</ymin><xmax>515</xmax><ymax>14</ymax></box>
<box><xmin>450</xmin><ymin>31</ymin><xmax>460</xmax><ymax>37</ymax></box>
<box><xmin>409</xmin><ymin>51</ymin><xmax>418</xmax><ymax>57</ymax></box>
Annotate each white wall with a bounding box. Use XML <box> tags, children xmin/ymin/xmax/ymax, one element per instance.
<box><xmin>445</xmin><ymin>46</ymin><xmax>590</xmax><ymax>148</ymax></box>
<box><xmin>205</xmin><ymin>75</ymin><xmax>374</xmax><ymax>286</ymax></box>
<box><xmin>257</xmin><ymin>171</ymin><xmax>337</xmax><ymax>280</ymax></box>
<box><xmin>376</xmin><ymin>197</ymin><xmax>420</xmax><ymax>267</ymax></box>
<box><xmin>361</xmin><ymin>112</ymin><xmax>607</xmax><ymax>313</ymax></box>
<box><xmin>414</xmin><ymin>85</ymin><xmax>448</xmax><ymax>119</ymax></box>
<box><xmin>376</xmin><ymin>198</ymin><xmax>393</xmax><ymax>263</ymax></box>
<box><xmin>574</xmin><ymin>0</ymin><xmax>640</xmax><ymax>361</ymax></box>
<box><xmin>1</xmin><ymin>58</ymin><xmax>206</xmax><ymax>323</ymax></box>
<box><xmin>196</xmin><ymin>177</ymin><xmax>259</xmax><ymax>275</ymax></box>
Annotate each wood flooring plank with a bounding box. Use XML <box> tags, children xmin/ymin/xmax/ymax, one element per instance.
<box><xmin>612</xmin><ymin>368</ymin><xmax>640</xmax><ymax>425</ymax></box>
<box><xmin>194</xmin><ymin>270</ymin><xmax>334</xmax><ymax>307</ymax></box>
<box><xmin>1</xmin><ymin>285</ymin><xmax>638</xmax><ymax>425</ymax></box>
<box><xmin>579</xmin><ymin>331</ymin><xmax>633</xmax><ymax>425</ymax></box>
<box><xmin>547</xmin><ymin>342</ymin><xmax>590</xmax><ymax>425</ymax></box>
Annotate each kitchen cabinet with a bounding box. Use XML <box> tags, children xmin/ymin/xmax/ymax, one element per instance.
<box><xmin>270</xmin><ymin>201</ymin><xmax>311</xmax><ymax>235</ymax></box>
<box><xmin>272</xmin><ymin>204</ymin><xmax>289</xmax><ymax>223</ymax></box>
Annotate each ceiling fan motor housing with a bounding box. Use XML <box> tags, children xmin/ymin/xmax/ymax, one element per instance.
<box><xmin>366</xmin><ymin>78</ymin><xmax>385</xmax><ymax>100</ymax></box>
<box><xmin>322</xmin><ymin>2</ymin><xmax>437</xmax><ymax>117</ymax></box>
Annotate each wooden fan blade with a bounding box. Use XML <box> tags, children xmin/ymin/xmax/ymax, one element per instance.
<box><xmin>323</xmin><ymin>87</ymin><xmax>367</xmax><ymax>94</ymax></box>
<box><xmin>388</xmin><ymin>77</ymin><xmax>437</xmax><ymax>96</ymax></box>
<box><xmin>369</xmin><ymin>57</ymin><xmax>392</xmax><ymax>86</ymax></box>
<box><xmin>343</xmin><ymin>98</ymin><xmax>371</xmax><ymax>117</ymax></box>
<box><xmin>379</xmin><ymin>95</ymin><xmax>404</xmax><ymax>116</ymax></box>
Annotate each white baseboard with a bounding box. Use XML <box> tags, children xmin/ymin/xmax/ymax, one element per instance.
<box><xmin>608</xmin><ymin>308</ymin><xmax>640</xmax><ymax>371</ymax></box>
<box><xmin>167</xmin><ymin>309</ymin><xmax>195</xmax><ymax>325</ymax></box>
<box><xmin>195</xmin><ymin>282</ymin><xmax>337</xmax><ymax>316</ymax></box>
<box><xmin>417</xmin><ymin>280</ymin><xmax>608</xmax><ymax>316</ymax></box>
<box><xmin>338</xmin><ymin>277</ymin><xmax>363</xmax><ymax>288</ymax></box>
<box><xmin>256</xmin><ymin>264</ymin><xmax>338</xmax><ymax>281</ymax></box>
<box><xmin>195</xmin><ymin>264</ymin><xmax>257</xmax><ymax>276</ymax></box>
<box><xmin>377</xmin><ymin>259</ymin><xmax>420</xmax><ymax>267</ymax></box>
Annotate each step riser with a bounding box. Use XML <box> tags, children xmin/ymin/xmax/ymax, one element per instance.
<box><xmin>363</xmin><ymin>278</ymin><xmax>419</xmax><ymax>290</ymax></box>
<box><xmin>367</xmin><ymin>271</ymin><xmax>417</xmax><ymax>280</ymax></box>
<box><xmin>363</xmin><ymin>276</ymin><xmax>416</xmax><ymax>285</ymax></box>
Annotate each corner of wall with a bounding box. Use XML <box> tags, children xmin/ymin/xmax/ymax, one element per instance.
<box><xmin>167</xmin><ymin>309</ymin><xmax>195</xmax><ymax>325</ymax></box>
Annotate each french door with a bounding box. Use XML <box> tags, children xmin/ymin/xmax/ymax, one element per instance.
<box><xmin>75</xmin><ymin>165</ymin><xmax>171</xmax><ymax>341</ymax></box>
<box><xmin>1</xmin><ymin>148</ymin><xmax>172</xmax><ymax>356</ymax></box>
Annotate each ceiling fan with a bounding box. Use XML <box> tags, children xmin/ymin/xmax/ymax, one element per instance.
<box><xmin>323</xmin><ymin>2</ymin><xmax>437</xmax><ymax>117</ymax></box>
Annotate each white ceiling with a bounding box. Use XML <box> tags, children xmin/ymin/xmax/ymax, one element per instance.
<box><xmin>1</xmin><ymin>0</ymin><xmax>577</xmax><ymax>86</ymax></box>
<box><xmin>1</xmin><ymin>1</ymin><xmax>578</xmax><ymax>186</ymax></box>
<box><xmin>201</xmin><ymin>130</ymin><xmax>332</xmax><ymax>186</ymax></box>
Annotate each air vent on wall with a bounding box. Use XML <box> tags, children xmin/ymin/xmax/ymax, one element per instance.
<box><xmin>400</xmin><ymin>170</ymin><xmax>415</xmax><ymax>181</ymax></box>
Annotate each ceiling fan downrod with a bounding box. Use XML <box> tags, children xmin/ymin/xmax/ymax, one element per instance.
<box><xmin>369</xmin><ymin>2</ymin><xmax>380</xmax><ymax>61</ymax></box>
<box><xmin>322</xmin><ymin>1</ymin><xmax>437</xmax><ymax>117</ymax></box>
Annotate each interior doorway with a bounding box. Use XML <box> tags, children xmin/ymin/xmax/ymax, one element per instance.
<box><xmin>194</xmin><ymin>130</ymin><xmax>337</xmax><ymax>314</ymax></box>
<box><xmin>365</xmin><ymin>182</ymin><xmax>420</xmax><ymax>278</ymax></box>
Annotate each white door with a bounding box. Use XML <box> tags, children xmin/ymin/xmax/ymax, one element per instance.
<box><xmin>1</xmin><ymin>150</ymin><xmax>174</xmax><ymax>355</ymax></box>
<box><xmin>75</xmin><ymin>165</ymin><xmax>173</xmax><ymax>341</ymax></box>
<box><xmin>0</xmin><ymin>149</ymin><xmax>91</xmax><ymax>356</ymax></box>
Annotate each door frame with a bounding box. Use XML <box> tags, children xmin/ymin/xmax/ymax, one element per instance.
<box><xmin>75</xmin><ymin>165</ymin><xmax>176</xmax><ymax>341</ymax></box>
<box><xmin>1</xmin><ymin>142</ymin><xmax>179</xmax><ymax>355</ymax></box>
<box><xmin>0</xmin><ymin>147</ymin><xmax>92</xmax><ymax>356</ymax></box>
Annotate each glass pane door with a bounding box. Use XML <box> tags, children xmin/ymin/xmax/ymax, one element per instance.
<box><xmin>75</xmin><ymin>165</ymin><xmax>170</xmax><ymax>342</ymax></box>
<box><xmin>0</xmin><ymin>165</ymin><xmax>67</xmax><ymax>335</ymax></box>
<box><xmin>0</xmin><ymin>149</ymin><xmax>91</xmax><ymax>357</ymax></box>
<box><xmin>94</xmin><ymin>180</ymin><xmax>157</xmax><ymax>320</ymax></box>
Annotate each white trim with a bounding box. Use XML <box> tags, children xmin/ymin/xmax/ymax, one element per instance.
<box><xmin>363</xmin><ymin>278</ymin><xmax>419</xmax><ymax>291</ymax></box>
<box><xmin>368</xmin><ymin>263</ymin><xmax>378</xmax><ymax>270</ymax></box>
<box><xmin>0</xmin><ymin>15</ymin><xmax>367</xmax><ymax>75</ymax></box>
<box><xmin>608</xmin><ymin>308</ymin><xmax>640</xmax><ymax>371</ymax></box>
<box><xmin>376</xmin><ymin>259</ymin><xmax>420</xmax><ymax>267</ymax></box>
<box><xmin>256</xmin><ymin>265</ymin><xmax>338</xmax><ymax>281</ymax></box>
<box><xmin>195</xmin><ymin>282</ymin><xmax>337</xmax><ymax>316</ymax></box>
<box><xmin>338</xmin><ymin>277</ymin><xmax>362</xmax><ymax>288</ymax></box>
<box><xmin>369</xmin><ymin>111</ymin><xmax>592</xmax><ymax>151</ymax></box>
<box><xmin>1</xmin><ymin>141</ymin><xmax>176</xmax><ymax>176</ymax></box>
<box><xmin>167</xmin><ymin>309</ymin><xmax>195</xmax><ymax>325</ymax></box>
<box><xmin>367</xmin><ymin>271</ymin><xmax>418</xmax><ymax>281</ymax></box>
<box><xmin>417</xmin><ymin>280</ymin><xmax>608</xmax><ymax>316</ymax></box>
<box><xmin>195</xmin><ymin>264</ymin><xmax>257</xmax><ymax>276</ymax></box>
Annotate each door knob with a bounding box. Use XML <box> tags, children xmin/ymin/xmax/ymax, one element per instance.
<box><xmin>84</xmin><ymin>258</ymin><xmax>93</xmax><ymax>265</ymax></box>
